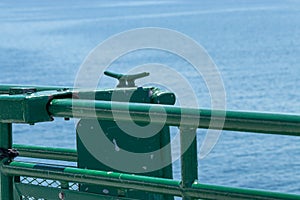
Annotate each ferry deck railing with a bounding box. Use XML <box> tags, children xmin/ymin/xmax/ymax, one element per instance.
<box><xmin>0</xmin><ymin>85</ymin><xmax>300</xmax><ymax>200</ymax></box>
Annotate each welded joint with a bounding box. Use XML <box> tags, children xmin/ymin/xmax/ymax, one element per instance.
<box><xmin>0</xmin><ymin>89</ymin><xmax>73</xmax><ymax>124</ymax></box>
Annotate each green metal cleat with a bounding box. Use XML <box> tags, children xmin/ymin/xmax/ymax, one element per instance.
<box><xmin>104</xmin><ymin>71</ymin><xmax>150</xmax><ymax>88</ymax></box>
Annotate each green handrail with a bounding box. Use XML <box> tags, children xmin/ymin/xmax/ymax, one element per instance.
<box><xmin>49</xmin><ymin>98</ymin><xmax>300</xmax><ymax>136</ymax></box>
<box><xmin>1</xmin><ymin>87</ymin><xmax>300</xmax><ymax>199</ymax></box>
<box><xmin>1</xmin><ymin>161</ymin><xmax>299</xmax><ymax>200</ymax></box>
<box><xmin>12</xmin><ymin>144</ymin><xmax>77</xmax><ymax>162</ymax></box>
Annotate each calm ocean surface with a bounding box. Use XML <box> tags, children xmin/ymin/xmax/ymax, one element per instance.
<box><xmin>1</xmin><ymin>0</ymin><xmax>300</xmax><ymax>195</ymax></box>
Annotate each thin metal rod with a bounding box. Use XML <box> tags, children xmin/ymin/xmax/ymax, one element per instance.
<box><xmin>12</xmin><ymin>144</ymin><xmax>77</xmax><ymax>162</ymax></box>
<box><xmin>49</xmin><ymin>99</ymin><xmax>300</xmax><ymax>136</ymax></box>
<box><xmin>0</xmin><ymin>85</ymin><xmax>68</xmax><ymax>94</ymax></box>
<box><xmin>190</xmin><ymin>182</ymin><xmax>300</xmax><ymax>200</ymax></box>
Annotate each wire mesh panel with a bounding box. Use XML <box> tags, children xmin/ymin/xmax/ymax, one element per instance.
<box><xmin>21</xmin><ymin>196</ymin><xmax>46</xmax><ymax>200</ymax></box>
<box><xmin>20</xmin><ymin>176</ymin><xmax>78</xmax><ymax>191</ymax></box>
<box><xmin>20</xmin><ymin>177</ymin><xmax>60</xmax><ymax>188</ymax></box>
<box><xmin>17</xmin><ymin>176</ymin><xmax>79</xmax><ymax>200</ymax></box>
<box><xmin>69</xmin><ymin>182</ymin><xmax>79</xmax><ymax>191</ymax></box>
<box><xmin>15</xmin><ymin>177</ymin><xmax>135</xmax><ymax>200</ymax></box>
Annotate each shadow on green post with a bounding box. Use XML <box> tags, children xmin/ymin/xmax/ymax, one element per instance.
<box><xmin>0</xmin><ymin>123</ymin><xmax>13</xmax><ymax>200</ymax></box>
<box><xmin>180</xmin><ymin>127</ymin><xmax>198</xmax><ymax>200</ymax></box>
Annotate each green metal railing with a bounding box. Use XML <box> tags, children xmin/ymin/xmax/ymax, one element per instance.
<box><xmin>0</xmin><ymin>85</ymin><xmax>300</xmax><ymax>199</ymax></box>
<box><xmin>49</xmin><ymin>98</ymin><xmax>300</xmax><ymax>136</ymax></box>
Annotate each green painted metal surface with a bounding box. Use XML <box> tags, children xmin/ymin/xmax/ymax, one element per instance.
<box><xmin>49</xmin><ymin>98</ymin><xmax>300</xmax><ymax>136</ymax></box>
<box><xmin>12</xmin><ymin>144</ymin><xmax>77</xmax><ymax>162</ymax></box>
<box><xmin>0</xmin><ymin>90</ymin><xmax>72</xmax><ymax>124</ymax></box>
<box><xmin>76</xmin><ymin>87</ymin><xmax>176</xmax><ymax>105</ymax></box>
<box><xmin>191</xmin><ymin>182</ymin><xmax>300</xmax><ymax>200</ymax></box>
<box><xmin>77</xmin><ymin>119</ymin><xmax>174</xmax><ymax>199</ymax></box>
<box><xmin>14</xmin><ymin>183</ymin><xmax>135</xmax><ymax>200</ymax></box>
<box><xmin>104</xmin><ymin>70</ymin><xmax>150</xmax><ymax>88</ymax></box>
<box><xmin>0</xmin><ymin>82</ymin><xmax>300</xmax><ymax>199</ymax></box>
<box><xmin>180</xmin><ymin>127</ymin><xmax>198</xmax><ymax>200</ymax></box>
<box><xmin>0</xmin><ymin>85</ymin><xmax>69</xmax><ymax>94</ymax></box>
<box><xmin>0</xmin><ymin>123</ymin><xmax>13</xmax><ymax>200</ymax></box>
<box><xmin>2</xmin><ymin>161</ymin><xmax>300</xmax><ymax>200</ymax></box>
<box><xmin>1</xmin><ymin>161</ymin><xmax>182</xmax><ymax>196</ymax></box>
<box><xmin>76</xmin><ymin>85</ymin><xmax>175</xmax><ymax>199</ymax></box>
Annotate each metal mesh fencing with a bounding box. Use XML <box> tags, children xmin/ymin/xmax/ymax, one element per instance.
<box><xmin>18</xmin><ymin>176</ymin><xmax>79</xmax><ymax>200</ymax></box>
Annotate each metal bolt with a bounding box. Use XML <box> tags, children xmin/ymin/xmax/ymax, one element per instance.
<box><xmin>102</xmin><ymin>189</ymin><xmax>109</xmax><ymax>194</ymax></box>
<box><xmin>58</xmin><ymin>192</ymin><xmax>65</xmax><ymax>200</ymax></box>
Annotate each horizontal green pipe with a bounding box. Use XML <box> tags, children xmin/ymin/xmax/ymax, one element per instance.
<box><xmin>0</xmin><ymin>85</ymin><xmax>69</xmax><ymax>94</ymax></box>
<box><xmin>191</xmin><ymin>182</ymin><xmax>300</xmax><ymax>200</ymax></box>
<box><xmin>49</xmin><ymin>99</ymin><xmax>300</xmax><ymax>136</ymax></box>
<box><xmin>12</xmin><ymin>144</ymin><xmax>77</xmax><ymax>162</ymax></box>
<box><xmin>1</xmin><ymin>161</ymin><xmax>182</xmax><ymax>196</ymax></box>
<box><xmin>2</xmin><ymin>161</ymin><xmax>299</xmax><ymax>199</ymax></box>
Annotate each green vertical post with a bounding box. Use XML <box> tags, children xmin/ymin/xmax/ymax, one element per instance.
<box><xmin>60</xmin><ymin>181</ymin><xmax>69</xmax><ymax>189</ymax></box>
<box><xmin>0</xmin><ymin>123</ymin><xmax>13</xmax><ymax>200</ymax></box>
<box><xmin>180</xmin><ymin>127</ymin><xmax>198</xmax><ymax>200</ymax></box>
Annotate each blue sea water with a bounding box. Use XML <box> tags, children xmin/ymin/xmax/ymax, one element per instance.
<box><xmin>1</xmin><ymin>0</ymin><xmax>300</xmax><ymax>196</ymax></box>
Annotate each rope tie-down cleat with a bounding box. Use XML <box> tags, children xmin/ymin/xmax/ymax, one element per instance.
<box><xmin>104</xmin><ymin>71</ymin><xmax>150</xmax><ymax>88</ymax></box>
